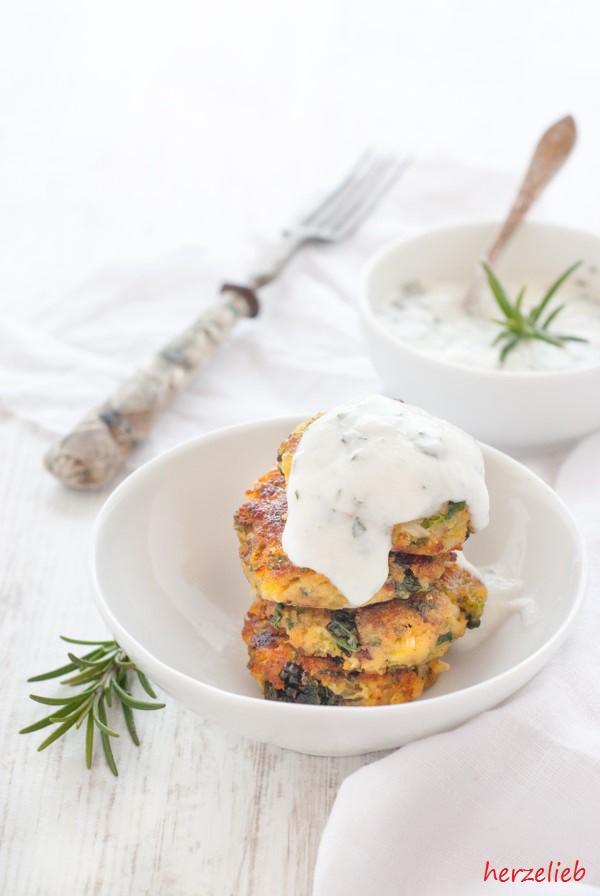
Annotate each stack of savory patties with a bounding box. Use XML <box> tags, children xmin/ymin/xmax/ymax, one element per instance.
<box><xmin>234</xmin><ymin>419</ymin><xmax>487</xmax><ymax>707</ymax></box>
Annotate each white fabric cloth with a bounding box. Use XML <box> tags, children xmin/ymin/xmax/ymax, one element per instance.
<box><xmin>0</xmin><ymin>158</ymin><xmax>597</xmax><ymax>893</ymax></box>
<box><xmin>0</xmin><ymin>158</ymin><xmax>516</xmax><ymax>464</ymax></box>
<box><xmin>314</xmin><ymin>433</ymin><xmax>600</xmax><ymax>895</ymax></box>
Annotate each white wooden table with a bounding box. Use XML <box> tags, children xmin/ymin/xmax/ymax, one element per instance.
<box><xmin>0</xmin><ymin>414</ymin><xmax>380</xmax><ymax>895</ymax></box>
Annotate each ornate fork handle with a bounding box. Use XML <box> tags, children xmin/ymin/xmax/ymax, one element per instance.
<box><xmin>44</xmin><ymin>153</ymin><xmax>409</xmax><ymax>489</ymax></box>
<box><xmin>44</xmin><ymin>287</ymin><xmax>258</xmax><ymax>489</ymax></box>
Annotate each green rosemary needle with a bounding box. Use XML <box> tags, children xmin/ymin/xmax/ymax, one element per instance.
<box><xmin>19</xmin><ymin>636</ymin><xmax>165</xmax><ymax>777</ymax></box>
<box><xmin>482</xmin><ymin>260</ymin><xmax>589</xmax><ymax>364</ymax></box>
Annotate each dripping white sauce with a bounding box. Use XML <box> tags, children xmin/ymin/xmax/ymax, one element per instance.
<box><xmin>452</xmin><ymin>555</ymin><xmax>539</xmax><ymax>654</ymax></box>
<box><xmin>281</xmin><ymin>395</ymin><xmax>489</xmax><ymax>607</ymax></box>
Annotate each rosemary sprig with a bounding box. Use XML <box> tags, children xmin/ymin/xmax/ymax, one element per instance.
<box><xmin>19</xmin><ymin>636</ymin><xmax>165</xmax><ymax>777</ymax></box>
<box><xmin>482</xmin><ymin>260</ymin><xmax>588</xmax><ymax>363</ymax></box>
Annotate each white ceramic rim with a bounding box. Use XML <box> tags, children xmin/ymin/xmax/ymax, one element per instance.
<box><xmin>361</xmin><ymin>218</ymin><xmax>600</xmax><ymax>379</ymax></box>
<box><xmin>88</xmin><ymin>416</ymin><xmax>589</xmax><ymax>716</ymax></box>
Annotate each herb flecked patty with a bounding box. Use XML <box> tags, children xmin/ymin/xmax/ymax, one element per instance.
<box><xmin>242</xmin><ymin>604</ymin><xmax>448</xmax><ymax>706</ymax></box>
<box><xmin>276</xmin><ymin>417</ymin><xmax>474</xmax><ymax>555</ymax></box>
<box><xmin>252</xmin><ymin>562</ymin><xmax>486</xmax><ymax>674</ymax></box>
<box><xmin>234</xmin><ymin>467</ymin><xmax>452</xmax><ymax>609</ymax></box>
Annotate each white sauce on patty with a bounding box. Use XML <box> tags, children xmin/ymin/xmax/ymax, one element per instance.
<box><xmin>281</xmin><ymin>395</ymin><xmax>489</xmax><ymax>607</ymax></box>
<box><xmin>377</xmin><ymin>274</ymin><xmax>600</xmax><ymax>371</ymax></box>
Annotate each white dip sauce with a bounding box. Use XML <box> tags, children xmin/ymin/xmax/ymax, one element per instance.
<box><xmin>281</xmin><ymin>395</ymin><xmax>489</xmax><ymax>607</ymax></box>
<box><xmin>377</xmin><ymin>271</ymin><xmax>600</xmax><ymax>371</ymax></box>
<box><xmin>452</xmin><ymin>555</ymin><xmax>539</xmax><ymax>654</ymax></box>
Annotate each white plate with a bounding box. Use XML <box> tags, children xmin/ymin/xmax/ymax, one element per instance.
<box><xmin>89</xmin><ymin>417</ymin><xmax>587</xmax><ymax>756</ymax></box>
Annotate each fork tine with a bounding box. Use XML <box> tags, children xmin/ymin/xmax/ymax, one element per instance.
<box><xmin>299</xmin><ymin>150</ymin><xmax>375</xmax><ymax>228</ymax></box>
<box><xmin>328</xmin><ymin>155</ymin><xmax>412</xmax><ymax>239</ymax></box>
<box><xmin>314</xmin><ymin>155</ymin><xmax>394</xmax><ymax>231</ymax></box>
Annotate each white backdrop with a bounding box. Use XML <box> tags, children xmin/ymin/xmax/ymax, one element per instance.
<box><xmin>2</xmin><ymin>0</ymin><xmax>600</xmax><ymax>320</ymax></box>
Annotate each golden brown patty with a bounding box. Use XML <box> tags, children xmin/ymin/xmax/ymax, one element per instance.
<box><xmin>257</xmin><ymin>562</ymin><xmax>486</xmax><ymax>674</ymax></box>
<box><xmin>234</xmin><ymin>468</ymin><xmax>452</xmax><ymax>609</ymax></box>
<box><xmin>242</xmin><ymin>605</ymin><xmax>448</xmax><ymax>706</ymax></box>
<box><xmin>277</xmin><ymin>417</ymin><xmax>473</xmax><ymax>555</ymax></box>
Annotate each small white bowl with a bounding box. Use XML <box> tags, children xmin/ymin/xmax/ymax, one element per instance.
<box><xmin>361</xmin><ymin>221</ymin><xmax>600</xmax><ymax>454</ymax></box>
<box><xmin>89</xmin><ymin>417</ymin><xmax>587</xmax><ymax>756</ymax></box>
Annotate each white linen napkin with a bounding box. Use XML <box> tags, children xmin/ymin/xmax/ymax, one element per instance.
<box><xmin>0</xmin><ymin>158</ymin><xmax>515</xmax><ymax>466</ymax></box>
<box><xmin>1</xmin><ymin>157</ymin><xmax>597</xmax><ymax>892</ymax></box>
<box><xmin>313</xmin><ymin>432</ymin><xmax>600</xmax><ymax>894</ymax></box>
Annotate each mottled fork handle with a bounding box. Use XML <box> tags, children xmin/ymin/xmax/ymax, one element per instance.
<box><xmin>44</xmin><ymin>287</ymin><xmax>258</xmax><ymax>489</ymax></box>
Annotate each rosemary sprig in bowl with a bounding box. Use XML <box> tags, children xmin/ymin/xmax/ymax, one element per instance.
<box><xmin>20</xmin><ymin>636</ymin><xmax>165</xmax><ymax>776</ymax></box>
<box><xmin>483</xmin><ymin>260</ymin><xmax>588</xmax><ymax>363</ymax></box>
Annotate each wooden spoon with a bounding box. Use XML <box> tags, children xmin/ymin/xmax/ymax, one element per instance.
<box><xmin>464</xmin><ymin>115</ymin><xmax>577</xmax><ymax>315</ymax></box>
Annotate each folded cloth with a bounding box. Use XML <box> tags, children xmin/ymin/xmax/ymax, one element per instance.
<box><xmin>0</xmin><ymin>158</ymin><xmax>515</xmax><ymax>469</ymax></box>
<box><xmin>313</xmin><ymin>432</ymin><xmax>600</xmax><ymax>895</ymax></box>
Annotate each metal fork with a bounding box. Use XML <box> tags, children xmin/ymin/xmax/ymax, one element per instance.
<box><xmin>250</xmin><ymin>151</ymin><xmax>411</xmax><ymax>286</ymax></box>
<box><xmin>45</xmin><ymin>152</ymin><xmax>412</xmax><ymax>490</ymax></box>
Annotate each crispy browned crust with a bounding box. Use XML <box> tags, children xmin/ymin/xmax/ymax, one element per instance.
<box><xmin>234</xmin><ymin>467</ymin><xmax>453</xmax><ymax>608</ymax></box>
<box><xmin>254</xmin><ymin>561</ymin><xmax>486</xmax><ymax>673</ymax></box>
<box><xmin>276</xmin><ymin>418</ymin><xmax>473</xmax><ymax>555</ymax></box>
<box><xmin>277</xmin><ymin>417</ymin><xmax>314</xmax><ymax>479</ymax></box>
<box><xmin>242</xmin><ymin>604</ymin><xmax>448</xmax><ymax>705</ymax></box>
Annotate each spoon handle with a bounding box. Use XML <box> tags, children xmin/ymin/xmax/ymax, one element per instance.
<box><xmin>464</xmin><ymin>115</ymin><xmax>576</xmax><ymax>314</ymax></box>
<box><xmin>487</xmin><ymin>115</ymin><xmax>576</xmax><ymax>266</ymax></box>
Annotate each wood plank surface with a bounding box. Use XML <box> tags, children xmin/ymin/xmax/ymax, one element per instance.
<box><xmin>0</xmin><ymin>415</ymin><xmax>379</xmax><ymax>896</ymax></box>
